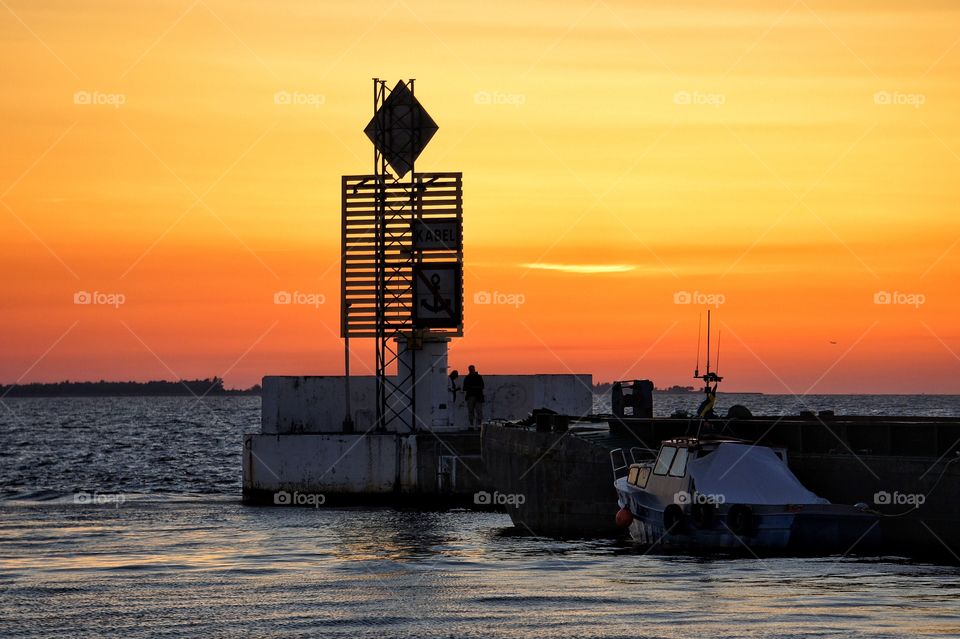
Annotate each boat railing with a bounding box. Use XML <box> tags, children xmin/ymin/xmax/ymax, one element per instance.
<box><xmin>610</xmin><ymin>448</ymin><xmax>630</xmax><ymax>480</ymax></box>
<box><xmin>629</xmin><ymin>447</ymin><xmax>658</xmax><ymax>464</ymax></box>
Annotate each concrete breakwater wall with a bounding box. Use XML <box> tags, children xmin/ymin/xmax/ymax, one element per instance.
<box><xmin>792</xmin><ymin>453</ymin><xmax>960</xmax><ymax>555</ymax></box>
<box><xmin>481</xmin><ymin>424</ymin><xmax>621</xmax><ymax>536</ymax></box>
<box><xmin>261</xmin><ymin>374</ymin><xmax>592</xmax><ymax>433</ymax></box>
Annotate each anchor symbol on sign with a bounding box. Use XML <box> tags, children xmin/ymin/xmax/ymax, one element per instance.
<box><xmin>421</xmin><ymin>273</ymin><xmax>452</xmax><ymax>315</ymax></box>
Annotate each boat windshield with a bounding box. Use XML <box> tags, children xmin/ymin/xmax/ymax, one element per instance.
<box><xmin>668</xmin><ymin>447</ymin><xmax>689</xmax><ymax>477</ymax></box>
<box><xmin>654</xmin><ymin>446</ymin><xmax>677</xmax><ymax>475</ymax></box>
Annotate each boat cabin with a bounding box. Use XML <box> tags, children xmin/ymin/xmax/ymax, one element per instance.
<box><xmin>626</xmin><ymin>437</ymin><xmax>788</xmax><ymax>503</ymax></box>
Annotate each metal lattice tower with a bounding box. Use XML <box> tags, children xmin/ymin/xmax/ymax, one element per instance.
<box><xmin>341</xmin><ymin>79</ymin><xmax>461</xmax><ymax>434</ymax></box>
<box><xmin>373</xmin><ymin>79</ymin><xmax>415</xmax><ymax>432</ymax></box>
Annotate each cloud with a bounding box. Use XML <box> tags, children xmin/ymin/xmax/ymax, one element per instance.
<box><xmin>520</xmin><ymin>262</ymin><xmax>636</xmax><ymax>274</ymax></box>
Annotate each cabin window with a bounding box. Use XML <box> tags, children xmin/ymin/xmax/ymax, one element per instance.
<box><xmin>636</xmin><ymin>466</ymin><xmax>650</xmax><ymax>488</ymax></box>
<box><xmin>628</xmin><ymin>464</ymin><xmax>651</xmax><ymax>488</ymax></box>
<box><xmin>653</xmin><ymin>446</ymin><xmax>677</xmax><ymax>475</ymax></box>
<box><xmin>668</xmin><ymin>447</ymin><xmax>689</xmax><ymax>477</ymax></box>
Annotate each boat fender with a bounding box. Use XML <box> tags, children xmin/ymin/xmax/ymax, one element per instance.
<box><xmin>691</xmin><ymin>502</ymin><xmax>715</xmax><ymax>529</ymax></box>
<box><xmin>663</xmin><ymin>504</ymin><xmax>686</xmax><ymax>533</ymax></box>
<box><xmin>615</xmin><ymin>507</ymin><xmax>633</xmax><ymax>528</ymax></box>
<box><xmin>727</xmin><ymin>504</ymin><xmax>754</xmax><ymax>536</ymax></box>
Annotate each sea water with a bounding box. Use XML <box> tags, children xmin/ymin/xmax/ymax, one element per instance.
<box><xmin>1</xmin><ymin>396</ymin><xmax>959</xmax><ymax>638</ymax></box>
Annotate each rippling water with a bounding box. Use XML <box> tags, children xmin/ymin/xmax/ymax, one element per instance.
<box><xmin>593</xmin><ymin>392</ymin><xmax>960</xmax><ymax>418</ymax></box>
<box><xmin>2</xmin><ymin>396</ymin><xmax>960</xmax><ymax>638</ymax></box>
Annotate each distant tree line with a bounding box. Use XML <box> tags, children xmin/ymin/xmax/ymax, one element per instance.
<box><xmin>0</xmin><ymin>377</ymin><xmax>262</xmax><ymax>397</ymax></box>
<box><xmin>593</xmin><ymin>381</ymin><xmax>697</xmax><ymax>394</ymax></box>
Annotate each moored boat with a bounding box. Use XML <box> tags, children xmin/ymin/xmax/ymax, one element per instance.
<box><xmin>613</xmin><ymin>436</ymin><xmax>881</xmax><ymax>554</ymax></box>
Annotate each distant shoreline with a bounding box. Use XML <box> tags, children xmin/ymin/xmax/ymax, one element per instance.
<box><xmin>592</xmin><ymin>384</ymin><xmax>958</xmax><ymax>397</ymax></box>
<box><xmin>1</xmin><ymin>380</ymin><xmax>955</xmax><ymax>398</ymax></box>
<box><xmin>592</xmin><ymin>382</ymin><xmax>765</xmax><ymax>395</ymax></box>
<box><xmin>0</xmin><ymin>378</ymin><xmax>261</xmax><ymax>398</ymax></box>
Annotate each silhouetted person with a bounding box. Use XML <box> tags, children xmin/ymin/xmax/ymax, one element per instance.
<box><xmin>463</xmin><ymin>365</ymin><xmax>484</xmax><ymax>429</ymax></box>
<box><xmin>448</xmin><ymin>370</ymin><xmax>460</xmax><ymax>402</ymax></box>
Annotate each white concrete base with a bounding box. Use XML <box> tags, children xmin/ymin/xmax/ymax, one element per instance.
<box><xmin>244</xmin><ymin>433</ymin><xmax>416</xmax><ymax>496</ymax></box>
<box><xmin>248</xmin><ymin>344</ymin><xmax>593</xmax><ymax>503</ymax></box>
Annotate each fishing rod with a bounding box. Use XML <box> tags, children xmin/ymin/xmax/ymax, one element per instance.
<box><xmin>715</xmin><ymin>330</ymin><xmax>721</xmax><ymax>377</ymax></box>
<box><xmin>694</xmin><ymin>313</ymin><xmax>702</xmax><ymax>378</ymax></box>
<box><xmin>706</xmin><ymin>310</ymin><xmax>711</xmax><ymax>377</ymax></box>
<box><xmin>694</xmin><ymin>310</ymin><xmax>723</xmax><ymax>387</ymax></box>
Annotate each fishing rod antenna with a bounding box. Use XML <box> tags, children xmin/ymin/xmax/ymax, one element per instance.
<box><xmin>715</xmin><ymin>330</ymin><xmax>722</xmax><ymax>377</ymax></box>
<box><xmin>694</xmin><ymin>313</ymin><xmax>702</xmax><ymax>378</ymax></box>
<box><xmin>706</xmin><ymin>310</ymin><xmax>711</xmax><ymax>376</ymax></box>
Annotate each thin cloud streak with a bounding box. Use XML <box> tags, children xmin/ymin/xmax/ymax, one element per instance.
<box><xmin>521</xmin><ymin>262</ymin><xmax>636</xmax><ymax>274</ymax></box>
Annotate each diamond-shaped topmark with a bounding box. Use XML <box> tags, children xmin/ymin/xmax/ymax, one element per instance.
<box><xmin>364</xmin><ymin>81</ymin><xmax>438</xmax><ymax>178</ymax></box>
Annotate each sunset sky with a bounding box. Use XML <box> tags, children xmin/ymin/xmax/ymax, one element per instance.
<box><xmin>2</xmin><ymin>0</ymin><xmax>959</xmax><ymax>393</ymax></box>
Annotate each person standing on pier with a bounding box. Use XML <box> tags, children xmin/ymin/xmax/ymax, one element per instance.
<box><xmin>448</xmin><ymin>370</ymin><xmax>460</xmax><ymax>402</ymax></box>
<box><xmin>463</xmin><ymin>365</ymin><xmax>485</xmax><ymax>429</ymax></box>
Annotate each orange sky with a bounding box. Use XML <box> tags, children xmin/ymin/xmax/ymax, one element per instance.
<box><xmin>2</xmin><ymin>0</ymin><xmax>959</xmax><ymax>393</ymax></box>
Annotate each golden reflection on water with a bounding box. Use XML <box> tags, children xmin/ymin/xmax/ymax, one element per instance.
<box><xmin>2</xmin><ymin>503</ymin><xmax>959</xmax><ymax>638</ymax></box>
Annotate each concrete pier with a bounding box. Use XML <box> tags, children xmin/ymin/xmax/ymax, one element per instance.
<box><xmin>243</xmin><ymin>373</ymin><xmax>591</xmax><ymax>505</ymax></box>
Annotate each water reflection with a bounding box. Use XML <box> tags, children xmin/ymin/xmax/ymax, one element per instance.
<box><xmin>2</xmin><ymin>502</ymin><xmax>959</xmax><ymax>638</ymax></box>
